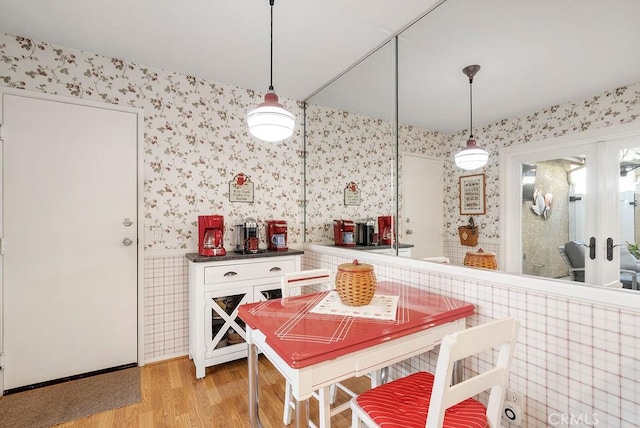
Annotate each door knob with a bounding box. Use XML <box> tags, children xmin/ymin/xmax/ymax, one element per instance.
<box><xmin>122</xmin><ymin>218</ymin><xmax>133</xmax><ymax>227</ymax></box>
<box><xmin>406</xmin><ymin>229</ymin><xmax>413</xmax><ymax>235</ymax></box>
<box><xmin>122</xmin><ymin>237</ymin><xmax>134</xmax><ymax>246</ymax></box>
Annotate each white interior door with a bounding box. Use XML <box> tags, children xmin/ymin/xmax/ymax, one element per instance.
<box><xmin>1</xmin><ymin>92</ymin><xmax>138</xmax><ymax>391</ymax></box>
<box><xmin>402</xmin><ymin>154</ymin><xmax>443</xmax><ymax>259</ymax></box>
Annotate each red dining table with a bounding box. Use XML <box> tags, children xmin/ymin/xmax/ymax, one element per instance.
<box><xmin>237</xmin><ymin>281</ymin><xmax>475</xmax><ymax>428</ymax></box>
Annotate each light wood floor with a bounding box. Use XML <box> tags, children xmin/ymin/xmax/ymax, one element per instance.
<box><xmin>57</xmin><ymin>355</ymin><xmax>371</xmax><ymax>427</ymax></box>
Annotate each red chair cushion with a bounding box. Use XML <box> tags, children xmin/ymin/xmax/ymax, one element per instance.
<box><xmin>355</xmin><ymin>371</ymin><xmax>488</xmax><ymax>428</ymax></box>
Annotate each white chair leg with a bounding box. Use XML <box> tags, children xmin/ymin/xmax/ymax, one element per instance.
<box><xmin>351</xmin><ymin>403</ymin><xmax>362</xmax><ymax>428</ymax></box>
<box><xmin>329</xmin><ymin>383</ymin><xmax>338</xmax><ymax>404</ymax></box>
<box><xmin>283</xmin><ymin>380</ymin><xmax>293</xmax><ymax>425</ymax></box>
<box><xmin>318</xmin><ymin>385</ymin><xmax>332</xmax><ymax>428</ymax></box>
<box><xmin>367</xmin><ymin>369</ymin><xmax>385</xmax><ymax>388</ymax></box>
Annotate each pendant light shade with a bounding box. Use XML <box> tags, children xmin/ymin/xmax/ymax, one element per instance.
<box><xmin>247</xmin><ymin>90</ymin><xmax>295</xmax><ymax>142</ymax></box>
<box><xmin>247</xmin><ymin>0</ymin><xmax>295</xmax><ymax>142</ymax></box>
<box><xmin>455</xmin><ymin>65</ymin><xmax>488</xmax><ymax>170</ymax></box>
<box><xmin>454</xmin><ymin>137</ymin><xmax>489</xmax><ymax>170</ymax></box>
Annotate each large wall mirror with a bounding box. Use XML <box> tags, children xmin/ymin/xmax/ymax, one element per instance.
<box><xmin>304</xmin><ymin>39</ymin><xmax>398</xmax><ymax>251</ymax></box>
<box><xmin>303</xmin><ymin>0</ymin><xmax>640</xmax><ymax>292</ymax></box>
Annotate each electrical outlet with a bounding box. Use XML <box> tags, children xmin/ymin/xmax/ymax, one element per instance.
<box><xmin>506</xmin><ymin>388</ymin><xmax>524</xmax><ymax>407</ymax></box>
<box><xmin>503</xmin><ymin>389</ymin><xmax>525</xmax><ymax>426</ymax></box>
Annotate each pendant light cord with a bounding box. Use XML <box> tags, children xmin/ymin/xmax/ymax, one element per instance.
<box><xmin>269</xmin><ymin>0</ymin><xmax>274</xmax><ymax>91</ymax></box>
<box><xmin>469</xmin><ymin>75</ymin><xmax>473</xmax><ymax>138</ymax></box>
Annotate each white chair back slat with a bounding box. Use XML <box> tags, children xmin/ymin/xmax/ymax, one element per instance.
<box><xmin>281</xmin><ymin>268</ymin><xmax>332</xmax><ymax>297</ymax></box>
<box><xmin>425</xmin><ymin>317</ymin><xmax>519</xmax><ymax>428</ymax></box>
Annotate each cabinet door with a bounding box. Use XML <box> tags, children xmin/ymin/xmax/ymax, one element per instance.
<box><xmin>204</xmin><ymin>287</ymin><xmax>251</xmax><ymax>358</ymax></box>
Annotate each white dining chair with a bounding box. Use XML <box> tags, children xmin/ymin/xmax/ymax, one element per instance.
<box><xmin>350</xmin><ymin>317</ymin><xmax>520</xmax><ymax>428</ymax></box>
<box><xmin>281</xmin><ymin>268</ymin><xmax>360</xmax><ymax>427</ymax></box>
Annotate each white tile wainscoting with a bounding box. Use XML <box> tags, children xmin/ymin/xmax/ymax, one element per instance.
<box><xmin>143</xmin><ymin>253</ymin><xmax>190</xmax><ymax>363</ymax></box>
<box><xmin>302</xmin><ymin>244</ymin><xmax>640</xmax><ymax>428</ymax></box>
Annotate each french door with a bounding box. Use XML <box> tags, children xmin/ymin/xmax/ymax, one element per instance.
<box><xmin>502</xmin><ymin>123</ymin><xmax>640</xmax><ymax>289</ymax></box>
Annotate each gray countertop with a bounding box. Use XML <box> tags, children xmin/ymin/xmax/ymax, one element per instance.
<box><xmin>324</xmin><ymin>243</ymin><xmax>414</xmax><ymax>250</ymax></box>
<box><xmin>352</xmin><ymin>243</ymin><xmax>414</xmax><ymax>250</ymax></box>
<box><xmin>186</xmin><ymin>249</ymin><xmax>304</xmax><ymax>263</ymax></box>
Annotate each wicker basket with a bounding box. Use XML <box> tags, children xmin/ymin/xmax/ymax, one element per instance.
<box><xmin>336</xmin><ymin>259</ymin><xmax>376</xmax><ymax>306</ymax></box>
<box><xmin>458</xmin><ymin>226</ymin><xmax>478</xmax><ymax>246</ymax></box>
<box><xmin>464</xmin><ymin>249</ymin><xmax>497</xmax><ymax>269</ymax></box>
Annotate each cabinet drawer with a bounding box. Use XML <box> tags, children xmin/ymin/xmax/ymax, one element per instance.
<box><xmin>204</xmin><ymin>258</ymin><xmax>296</xmax><ymax>284</ymax></box>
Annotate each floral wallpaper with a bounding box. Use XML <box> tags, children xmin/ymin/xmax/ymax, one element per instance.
<box><xmin>0</xmin><ymin>33</ymin><xmax>304</xmax><ymax>251</ymax></box>
<box><xmin>1</xmin><ymin>32</ymin><xmax>639</xmax><ymax>255</ymax></box>
<box><xmin>304</xmin><ymin>105</ymin><xmax>395</xmax><ymax>242</ymax></box>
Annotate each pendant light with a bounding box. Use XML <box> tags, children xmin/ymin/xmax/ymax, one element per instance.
<box><xmin>454</xmin><ymin>65</ymin><xmax>489</xmax><ymax>170</ymax></box>
<box><xmin>247</xmin><ymin>0</ymin><xmax>295</xmax><ymax>142</ymax></box>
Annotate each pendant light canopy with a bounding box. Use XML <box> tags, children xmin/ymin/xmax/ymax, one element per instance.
<box><xmin>247</xmin><ymin>0</ymin><xmax>295</xmax><ymax>142</ymax></box>
<box><xmin>454</xmin><ymin>65</ymin><xmax>489</xmax><ymax>170</ymax></box>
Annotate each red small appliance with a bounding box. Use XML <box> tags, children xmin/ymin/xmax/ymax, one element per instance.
<box><xmin>198</xmin><ymin>215</ymin><xmax>226</xmax><ymax>256</ymax></box>
<box><xmin>266</xmin><ymin>220</ymin><xmax>288</xmax><ymax>251</ymax></box>
<box><xmin>333</xmin><ymin>219</ymin><xmax>356</xmax><ymax>247</ymax></box>
<box><xmin>377</xmin><ymin>215</ymin><xmax>395</xmax><ymax>245</ymax></box>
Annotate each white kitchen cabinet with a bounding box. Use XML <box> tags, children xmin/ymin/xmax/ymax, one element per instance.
<box><xmin>187</xmin><ymin>252</ymin><xmax>302</xmax><ymax>378</ymax></box>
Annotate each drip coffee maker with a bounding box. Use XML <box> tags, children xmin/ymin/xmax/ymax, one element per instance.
<box><xmin>234</xmin><ymin>217</ymin><xmax>259</xmax><ymax>254</ymax></box>
<box><xmin>356</xmin><ymin>220</ymin><xmax>375</xmax><ymax>246</ymax></box>
<box><xmin>198</xmin><ymin>215</ymin><xmax>226</xmax><ymax>256</ymax></box>
<box><xmin>333</xmin><ymin>219</ymin><xmax>356</xmax><ymax>247</ymax></box>
<box><xmin>377</xmin><ymin>215</ymin><xmax>395</xmax><ymax>245</ymax></box>
<box><xmin>266</xmin><ymin>220</ymin><xmax>288</xmax><ymax>251</ymax></box>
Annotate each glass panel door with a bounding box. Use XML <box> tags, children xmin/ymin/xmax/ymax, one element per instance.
<box><xmin>205</xmin><ymin>290</ymin><xmax>250</xmax><ymax>356</ymax></box>
<box><xmin>503</xmin><ymin>128</ymin><xmax>640</xmax><ymax>291</ymax></box>
<box><xmin>516</xmin><ymin>144</ymin><xmax>599</xmax><ymax>284</ymax></box>
<box><xmin>603</xmin><ymin>138</ymin><xmax>640</xmax><ymax>290</ymax></box>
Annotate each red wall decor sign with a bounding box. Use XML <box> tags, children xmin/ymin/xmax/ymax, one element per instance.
<box><xmin>229</xmin><ymin>173</ymin><xmax>254</xmax><ymax>203</ymax></box>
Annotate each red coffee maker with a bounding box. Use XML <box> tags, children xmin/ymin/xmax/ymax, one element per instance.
<box><xmin>333</xmin><ymin>219</ymin><xmax>356</xmax><ymax>247</ymax></box>
<box><xmin>378</xmin><ymin>215</ymin><xmax>395</xmax><ymax>245</ymax></box>
<box><xmin>266</xmin><ymin>220</ymin><xmax>288</xmax><ymax>251</ymax></box>
<box><xmin>198</xmin><ymin>215</ymin><xmax>226</xmax><ymax>256</ymax></box>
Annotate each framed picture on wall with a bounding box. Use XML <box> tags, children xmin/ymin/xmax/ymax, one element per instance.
<box><xmin>459</xmin><ymin>173</ymin><xmax>486</xmax><ymax>215</ymax></box>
